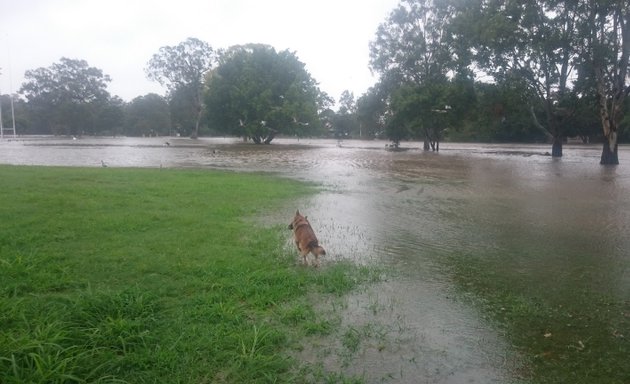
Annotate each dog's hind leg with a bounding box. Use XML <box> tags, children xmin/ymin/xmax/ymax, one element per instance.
<box><xmin>300</xmin><ymin>249</ymin><xmax>309</xmax><ymax>266</ymax></box>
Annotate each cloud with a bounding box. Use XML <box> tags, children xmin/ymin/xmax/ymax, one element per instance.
<box><xmin>0</xmin><ymin>0</ymin><xmax>398</xmax><ymax>103</ymax></box>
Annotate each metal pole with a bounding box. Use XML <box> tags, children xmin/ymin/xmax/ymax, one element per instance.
<box><xmin>0</xmin><ymin>92</ymin><xmax>4</xmax><ymax>139</ymax></box>
<box><xmin>10</xmin><ymin>93</ymin><xmax>16</xmax><ymax>137</ymax></box>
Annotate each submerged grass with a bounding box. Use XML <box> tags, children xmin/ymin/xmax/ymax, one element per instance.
<box><xmin>0</xmin><ymin>165</ymin><xmax>378</xmax><ymax>383</ymax></box>
<box><xmin>448</xmin><ymin>251</ymin><xmax>630</xmax><ymax>384</ymax></box>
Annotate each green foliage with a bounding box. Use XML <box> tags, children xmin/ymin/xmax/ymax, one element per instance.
<box><xmin>369</xmin><ymin>0</ymin><xmax>458</xmax><ymax>85</ymax></box>
<box><xmin>386</xmin><ymin>79</ymin><xmax>477</xmax><ymax>146</ymax></box>
<box><xmin>329</xmin><ymin>91</ymin><xmax>360</xmax><ymax>138</ymax></box>
<box><xmin>361</xmin><ymin>0</ymin><xmax>630</xmax><ymax>149</ymax></box>
<box><xmin>204</xmin><ymin>44</ymin><xmax>325</xmax><ymax>144</ymax></box>
<box><xmin>124</xmin><ymin>93</ymin><xmax>171</xmax><ymax>136</ymax></box>
<box><xmin>459</xmin><ymin>0</ymin><xmax>580</xmax><ymax>147</ymax></box>
<box><xmin>356</xmin><ymin>86</ymin><xmax>387</xmax><ymax>139</ymax></box>
<box><xmin>0</xmin><ymin>165</ymin><xmax>374</xmax><ymax>383</ymax></box>
<box><xmin>18</xmin><ymin>58</ymin><xmax>113</xmax><ymax>135</ymax></box>
<box><xmin>145</xmin><ymin>37</ymin><xmax>215</xmax><ymax>138</ymax></box>
<box><xmin>168</xmin><ymin>85</ymin><xmax>200</xmax><ymax>137</ymax></box>
<box><xmin>94</xmin><ymin>96</ymin><xmax>125</xmax><ymax>136</ymax></box>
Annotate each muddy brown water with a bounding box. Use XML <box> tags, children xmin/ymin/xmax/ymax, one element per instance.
<box><xmin>2</xmin><ymin>136</ymin><xmax>629</xmax><ymax>382</ymax></box>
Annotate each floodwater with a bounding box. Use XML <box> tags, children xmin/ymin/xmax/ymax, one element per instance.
<box><xmin>2</xmin><ymin>136</ymin><xmax>630</xmax><ymax>382</ymax></box>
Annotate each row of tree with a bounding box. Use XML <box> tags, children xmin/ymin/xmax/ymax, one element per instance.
<box><xmin>2</xmin><ymin>0</ymin><xmax>629</xmax><ymax>164</ymax></box>
<box><xmin>363</xmin><ymin>0</ymin><xmax>630</xmax><ymax>164</ymax></box>
<box><xmin>3</xmin><ymin>39</ymin><xmax>332</xmax><ymax>140</ymax></box>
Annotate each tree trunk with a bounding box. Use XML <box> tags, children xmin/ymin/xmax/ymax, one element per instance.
<box><xmin>600</xmin><ymin>132</ymin><xmax>619</xmax><ymax>165</ymax></box>
<box><xmin>423</xmin><ymin>138</ymin><xmax>430</xmax><ymax>151</ymax></box>
<box><xmin>190</xmin><ymin>106</ymin><xmax>202</xmax><ymax>139</ymax></box>
<box><xmin>529</xmin><ymin>105</ymin><xmax>560</xmax><ymax>157</ymax></box>
<box><xmin>551</xmin><ymin>137</ymin><xmax>563</xmax><ymax>157</ymax></box>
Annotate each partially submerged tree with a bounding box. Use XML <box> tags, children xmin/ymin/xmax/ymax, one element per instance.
<box><xmin>580</xmin><ymin>0</ymin><xmax>630</xmax><ymax>165</ymax></box>
<box><xmin>146</xmin><ymin>37</ymin><xmax>215</xmax><ymax>138</ymax></box>
<box><xmin>369</xmin><ymin>0</ymin><xmax>461</xmax><ymax>148</ymax></box>
<box><xmin>451</xmin><ymin>0</ymin><xmax>581</xmax><ymax>157</ymax></box>
<box><xmin>332</xmin><ymin>90</ymin><xmax>359</xmax><ymax>138</ymax></box>
<box><xmin>356</xmin><ymin>86</ymin><xmax>387</xmax><ymax>139</ymax></box>
<box><xmin>204</xmin><ymin>44</ymin><xmax>324</xmax><ymax>144</ymax></box>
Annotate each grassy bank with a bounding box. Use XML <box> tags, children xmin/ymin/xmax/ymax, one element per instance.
<box><xmin>0</xmin><ymin>165</ymin><xmax>376</xmax><ymax>383</ymax></box>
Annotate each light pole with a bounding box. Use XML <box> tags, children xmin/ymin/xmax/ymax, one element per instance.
<box><xmin>0</xmin><ymin>71</ymin><xmax>4</xmax><ymax>139</ymax></box>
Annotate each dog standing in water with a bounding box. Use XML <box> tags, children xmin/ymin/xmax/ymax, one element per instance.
<box><xmin>288</xmin><ymin>210</ymin><xmax>326</xmax><ymax>266</ymax></box>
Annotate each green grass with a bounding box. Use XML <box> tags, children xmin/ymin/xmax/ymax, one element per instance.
<box><xmin>448</xmin><ymin>251</ymin><xmax>630</xmax><ymax>384</ymax></box>
<box><xmin>0</xmin><ymin>165</ymin><xmax>377</xmax><ymax>383</ymax></box>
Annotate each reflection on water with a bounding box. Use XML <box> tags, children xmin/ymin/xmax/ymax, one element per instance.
<box><xmin>2</xmin><ymin>136</ymin><xmax>630</xmax><ymax>382</ymax></box>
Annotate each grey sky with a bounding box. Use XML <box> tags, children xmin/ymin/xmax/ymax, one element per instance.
<box><xmin>0</xmin><ymin>0</ymin><xmax>399</xmax><ymax>103</ymax></box>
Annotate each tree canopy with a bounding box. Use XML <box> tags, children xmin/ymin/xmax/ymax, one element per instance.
<box><xmin>146</xmin><ymin>37</ymin><xmax>215</xmax><ymax>138</ymax></box>
<box><xmin>204</xmin><ymin>44</ymin><xmax>325</xmax><ymax>144</ymax></box>
<box><xmin>124</xmin><ymin>94</ymin><xmax>171</xmax><ymax>137</ymax></box>
<box><xmin>8</xmin><ymin>0</ymin><xmax>630</xmax><ymax>162</ymax></box>
<box><xmin>364</xmin><ymin>0</ymin><xmax>630</xmax><ymax>162</ymax></box>
<box><xmin>19</xmin><ymin>57</ymin><xmax>113</xmax><ymax>135</ymax></box>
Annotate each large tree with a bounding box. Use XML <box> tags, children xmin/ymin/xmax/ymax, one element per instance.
<box><xmin>124</xmin><ymin>94</ymin><xmax>171</xmax><ymax>137</ymax></box>
<box><xmin>450</xmin><ymin>0</ymin><xmax>581</xmax><ymax>157</ymax></box>
<box><xmin>19</xmin><ymin>58</ymin><xmax>111</xmax><ymax>135</ymax></box>
<box><xmin>204</xmin><ymin>44</ymin><xmax>325</xmax><ymax>144</ymax></box>
<box><xmin>356</xmin><ymin>86</ymin><xmax>387</xmax><ymax>139</ymax></box>
<box><xmin>370</xmin><ymin>0</ymin><xmax>458</xmax><ymax>85</ymax></box>
<box><xmin>369</xmin><ymin>0</ymin><xmax>462</xmax><ymax>148</ymax></box>
<box><xmin>94</xmin><ymin>96</ymin><xmax>125</xmax><ymax>136</ymax></box>
<box><xmin>580</xmin><ymin>0</ymin><xmax>630</xmax><ymax>165</ymax></box>
<box><xmin>332</xmin><ymin>90</ymin><xmax>360</xmax><ymax>138</ymax></box>
<box><xmin>146</xmin><ymin>37</ymin><xmax>215</xmax><ymax>139</ymax></box>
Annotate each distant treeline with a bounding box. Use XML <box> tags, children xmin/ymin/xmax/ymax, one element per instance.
<box><xmin>2</xmin><ymin>0</ymin><xmax>630</xmax><ymax>164</ymax></box>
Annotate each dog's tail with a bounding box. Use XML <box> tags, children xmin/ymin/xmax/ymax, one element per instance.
<box><xmin>307</xmin><ymin>239</ymin><xmax>326</xmax><ymax>256</ymax></box>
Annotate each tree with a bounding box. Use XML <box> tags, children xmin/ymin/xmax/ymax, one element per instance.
<box><xmin>579</xmin><ymin>0</ymin><xmax>630</xmax><ymax>164</ymax></box>
<box><xmin>94</xmin><ymin>97</ymin><xmax>125</xmax><ymax>136</ymax></box>
<box><xmin>204</xmin><ymin>44</ymin><xmax>325</xmax><ymax>144</ymax></box>
<box><xmin>370</xmin><ymin>0</ymin><xmax>458</xmax><ymax>86</ymax></box>
<box><xmin>469</xmin><ymin>81</ymin><xmax>544</xmax><ymax>142</ymax></box>
<box><xmin>369</xmin><ymin>0</ymin><xmax>461</xmax><ymax>147</ymax></box>
<box><xmin>338</xmin><ymin>90</ymin><xmax>356</xmax><ymax>115</ymax></box>
<box><xmin>168</xmin><ymin>85</ymin><xmax>199</xmax><ymax>137</ymax></box>
<box><xmin>356</xmin><ymin>86</ymin><xmax>387</xmax><ymax>139</ymax></box>
<box><xmin>451</xmin><ymin>0</ymin><xmax>582</xmax><ymax>157</ymax></box>
<box><xmin>124</xmin><ymin>94</ymin><xmax>171</xmax><ymax>137</ymax></box>
<box><xmin>19</xmin><ymin>58</ymin><xmax>112</xmax><ymax>135</ymax></box>
<box><xmin>145</xmin><ymin>37</ymin><xmax>215</xmax><ymax>138</ymax></box>
<box><xmin>0</xmin><ymin>94</ymin><xmax>28</xmax><ymax>134</ymax></box>
<box><xmin>332</xmin><ymin>90</ymin><xmax>360</xmax><ymax>138</ymax></box>
<box><xmin>387</xmin><ymin>81</ymin><xmax>460</xmax><ymax>150</ymax></box>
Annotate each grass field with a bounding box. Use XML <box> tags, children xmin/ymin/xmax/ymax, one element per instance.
<box><xmin>0</xmin><ymin>165</ymin><xmax>378</xmax><ymax>383</ymax></box>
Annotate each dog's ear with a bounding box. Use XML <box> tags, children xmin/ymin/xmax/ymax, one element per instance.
<box><xmin>296</xmin><ymin>209</ymin><xmax>300</xmax><ymax>215</ymax></box>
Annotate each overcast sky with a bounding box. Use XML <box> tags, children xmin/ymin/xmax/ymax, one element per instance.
<box><xmin>0</xmin><ymin>0</ymin><xmax>400</xmax><ymax>104</ymax></box>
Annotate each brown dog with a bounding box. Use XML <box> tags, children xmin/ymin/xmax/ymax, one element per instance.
<box><xmin>288</xmin><ymin>210</ymin><xmax>326</xmax><ymax>266</ymax></box>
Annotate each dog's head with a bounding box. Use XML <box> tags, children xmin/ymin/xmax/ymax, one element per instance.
<box><xmin>288</xmin><ymin>209</ymin><xmax>308</xmax><ymax>230</ymax></box>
